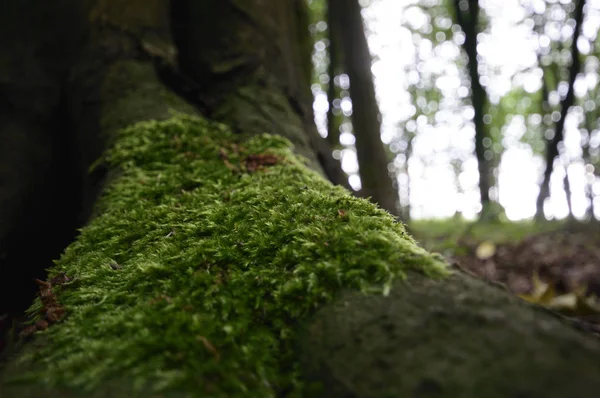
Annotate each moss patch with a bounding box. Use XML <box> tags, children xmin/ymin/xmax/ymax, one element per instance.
<box><xmin>4</xmin><ymin>115</ymin><xmax>447</xmax><ymax>396</ymax></box>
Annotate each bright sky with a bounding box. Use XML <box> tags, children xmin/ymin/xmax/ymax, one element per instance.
<box><xmin>313</xmin><ymin>0</ymin><xmax>600</xmax><ymax>220</ymax></box>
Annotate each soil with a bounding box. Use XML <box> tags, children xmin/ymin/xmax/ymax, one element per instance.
<box><xmin>441</xmin><ymin>222</ymin><xmax>600</xmax><ymax>337</ymax></box>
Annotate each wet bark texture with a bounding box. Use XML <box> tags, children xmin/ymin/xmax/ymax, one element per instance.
<box><xmin>2</xmin><ymin>1</ymin><xmax>600</xmax><ymax>396</ymax></box>
<box><xmin>330</xmin><ymin>0</ymin><xmax>400</xmax><ymax>216</ymax></box>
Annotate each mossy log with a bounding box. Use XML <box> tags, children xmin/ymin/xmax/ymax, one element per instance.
<box><xmin>1</xmin><ymin>0</ymin><xmax>600</xmax><ymax>397</ymax></box>
<box><xmin>2</xmin><ymin>114</ymin><xmax>600</xmax><ymax>397</ymax></box>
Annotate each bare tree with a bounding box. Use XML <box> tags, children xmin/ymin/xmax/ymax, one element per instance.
<box><xmin>535</xmin><ymin>0</ymin><xmax>586</xmax><ymax>220</ymax></box>
<box><xmin>329</xmin><ymin>0</ymin><xmax>400</xmax><ymax>217</ymax></box>
<box><xmin>452</xmin><ymin>0</ymin><xmax>493</xmax><ymax>215</ymax></box>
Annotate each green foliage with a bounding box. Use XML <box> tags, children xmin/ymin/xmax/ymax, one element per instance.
<box><xmin>409</xmin><ymin>218</ymin><xmax>564</xmax><ymax>254</ymax></box>
<box><xmin>4</xmin><ymin>115</ymin><xmax>447</xmax><ymax>396</ymax></box>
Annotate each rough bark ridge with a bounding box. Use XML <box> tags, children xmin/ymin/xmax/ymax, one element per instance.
<box><xmin>1</xmin><ymin>1</ymin><xmax>600</xmax><ymax>397</ymax></box>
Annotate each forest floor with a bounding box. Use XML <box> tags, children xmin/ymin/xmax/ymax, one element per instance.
<box><xmin>410</xmin><ymin>218</ymin><xmax>600</xmax><ymax>337</ymax></box>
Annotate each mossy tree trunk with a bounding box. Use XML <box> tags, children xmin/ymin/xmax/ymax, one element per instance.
<box><xmin>1</xmin><ymin>1</ymin><xmax>600</xmax><ymax>397</ymax></box>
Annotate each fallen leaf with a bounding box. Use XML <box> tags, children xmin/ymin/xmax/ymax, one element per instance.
<box><xmin>475</xmin><ymin>241</ymin><xmax>496</xmax><ymax>260</ymax></box>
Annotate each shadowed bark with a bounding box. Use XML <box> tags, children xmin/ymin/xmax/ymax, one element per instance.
<box><xmin>0</xmin><ymin>0</ymin><xmax>89</xmax><ymax>342</ymax></box>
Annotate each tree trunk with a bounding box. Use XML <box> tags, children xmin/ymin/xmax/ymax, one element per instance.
<box><xmin>583</xmin><ymin>90</ymin><xmax>598</xmax><ymax>220</ymax></box>
<box><xmin>453</xmin><ymin>0</ymin><xmax>492</xmax><ymax>213</ymax></box>
<box><xmin>0</xmin><ymin>0</ymin><xmax>89</xmax><ymax>335</ymax></box>
<box><xmin>326</xmin><ymin>0</ymin><xmax>343</xmax><ymax>150</ymax></box>
<box><xmin>564</xmin><ymin>166</ymin><xmax>574</xmax><ymax>220</ymax></box>
<box><xmin>2</xmin><ymin>1</ymin><xmax>600</xmax><ymax>397</ymax></box>
<box><xmin>534</xmin><ymin>48</ymin><xmax>554</xmax><ymax>219</ymax></box>
<box><xmin>330</xmin><ymin>0</ymin><xmax>400</xmax><ymax>217</ymax></box>
<box><xmin>535</xmin><ymin>0</ymin><xmax>586</xmax><ymax>221</ymax></box>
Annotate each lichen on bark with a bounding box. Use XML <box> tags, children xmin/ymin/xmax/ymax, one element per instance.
<box><xmin>0</xmin><ymin>114</ymin><xmax>446</xmax><ymax>397</ymax></box>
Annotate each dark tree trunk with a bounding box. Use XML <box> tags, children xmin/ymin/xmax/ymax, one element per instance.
<box><xmin>0</xmin><ymin>0</ymin><xmax>90</xmax><ymax>343</ymax></box>
<box><xmin>326</xmin><ymin>0</ymin><xmax>343</xmax><ymax>150</ymax></box>
<box><xmin>535</xmin><ymin>0</ymin><xmax>586</xmax><ymax>220</ymax></box>
<box><xmin>330</xmin><ymin>0</ymin><xmax>400</xmax><ymax>217</ymax></box>
<box><xmin>453</xmin><ymin>0</ymin><xmax>492</xmax><ymax>212</ymax></box>
<box><xmin>535</xmin><ymin>51</ymin><xmax>554</xmax><ymax>219</ymax></box>
<box><xmin>2</xmin><ymin>1</ymin><xmax>600</xmax><ymax>397</ymax></box>
<box><xmin>564</xmin><ymin>167</ymin><xmax>574</xmax><ymax>219</ymax></box>
<box><xmin>583</xmin><ymin>86</ymin><xmax>599</xmax><ymax>220</ymax></box>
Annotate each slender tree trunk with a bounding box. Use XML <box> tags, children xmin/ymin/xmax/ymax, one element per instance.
<box><xmin>402</xmin><ymin>134</ymin><xmax>414</xmax><ymax>221</ymax></box>
<box><xmin>326</xmin><ymin>0</ymin><xmax>342</xmax><ymax>150</ymax></box>
<box><xmin>453</xmin><ymin>0</ymin><xmax>492</xmax><ymax>212</ymax></box>
<box><xmin>583</xmin><ymin>88</ymin><xmax>598</xmax><ymax>221</ymax></box>
<box><xmin>330</xmin><ymin>0</ymin><xmax>400</xmax><ymax>217</ymax></box>
<box><xmin>2</xmin><ymin>1</ymin><xmax>600</xmax><ymax>397</ymax></box>
<box><xmin>564</xmin><ymin>166</ymin><xmax>574</xmax><ymax>219</ymax></box>
<box><xmin>535</xmin><ymin>0</ymin><xmax>586</xmax><ymax>220</ymax></box>
<box><xmin>535</xmin><ymin>51</ymin><xmax>554</xmax><ymax>219</ymax></box>
<box><xmin>590</xmin><ymin>187</ymin><xmax>596</xmax><ymax>219</ymax></box>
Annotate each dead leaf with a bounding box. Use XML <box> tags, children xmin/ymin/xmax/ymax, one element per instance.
<box><xmin>475</xmin><ymin>241</ymin><xmax>496</xmax><ymax>260</ymax></box>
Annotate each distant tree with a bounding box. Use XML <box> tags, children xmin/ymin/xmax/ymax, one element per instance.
<box><xmin>582</xmin><ymin>83</ymin><xmax>599</xmax><ymax>220</ymax></box>
<box><xmin>329</xmin><ymin>0</ymin><xmax>400</xmax><ymax>217</ymax></box>
<box><xmin>325</xmin><ymin>0</ymin><xmax>343</xmax><ymax>150</ymax></box>
<box><xmin>452</xmin><ymin>0</ymin><xmax>494</xmax><ymax>217</ymax></box>
<box><xmin>535</xmin><ymin>0</ymin><xmax>586</xmax><ymax>220</ymax></box>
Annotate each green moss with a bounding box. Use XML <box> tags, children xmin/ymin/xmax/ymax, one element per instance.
<box><xmin>4</xmin><ymin>114</ymin><xmax>447</xmax><ymax>396</ymax></box>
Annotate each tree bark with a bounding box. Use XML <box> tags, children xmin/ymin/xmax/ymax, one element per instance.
<box><xmin>2</xmin><ymin>1</ymin><xmax>600</xmax><ymax>397</ymax></box>
<box><xmin>330</xmin><ymin>0</ymin><xmax>401</xmax><ymax>217</ymax></box>
<box><xmin>564</xmin><ymin>166</ymin><xmax>574</xmax><ymax>220</ymax></box>
<box><xmin>326</xmin><ymin>0</ymin><xmax>343</xmax><ymax>150</ymax></box>
<box><xmin>583</xmin><ymin>87</ymin><xmax>598</xmax><ymax>220</ymax></box>
<box><xmin>535</xmin><ymin>0</ymin><xmax>586</xmax><ymax>220</ymax></box>
<box><xmin>452</xmin><ymin>0</ymin><xmax>493</xmax><ymax>213</ymax></box>
<box><xmin>0</xmin><ymin>0</ymin><xmax>88</xmax><ymax>333</ymax></box>
<box><xmin>534</xmin><ymin>42</ymin><xmax>554</xmax><ymax>219</ymax></box>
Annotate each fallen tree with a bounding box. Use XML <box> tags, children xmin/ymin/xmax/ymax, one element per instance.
<box><xmin>1</xmin><ymin>1</ymin><xmax>600</xmax><ymax>397</ymax></box>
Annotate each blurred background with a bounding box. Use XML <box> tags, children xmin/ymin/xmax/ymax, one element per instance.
<box><xmin>307</xmin><ymin>0</ymin><xmax>600</xmax><ymax>330</ymax></box>
<box><xmin>308</xmin><ymin>0</ymin><xmax>600</xmax><ymax>222</ymax></box>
